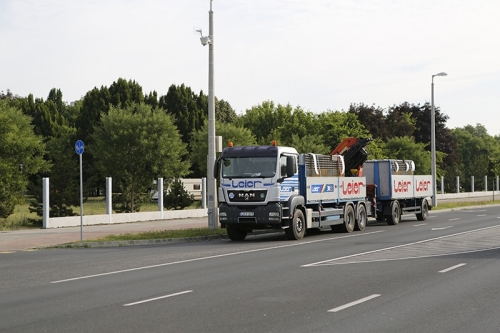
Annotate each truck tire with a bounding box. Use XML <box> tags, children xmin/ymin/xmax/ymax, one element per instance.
<box><xmin>227</xmin><ymin>227</ymin><xmax>247</xmax><ymax>241</ymax></box>
<box><xmin>416</xmin><ymin>199</ymin><xmax>429</xmax><ymax>221</ymax></box>
<box><xmin>341</xmin><ymin>205</ymin><xmax>355</xmax><ymax>233</ymax></box>
<box><xmin>285</xmin><ymin>209</ymin><xmax>305</xmax><ymax>240</ymax></box>
<box><xmin>355</xmin><ymin>204</ymin><xmax>367</xmax><ymax>231</ymax></box>
<box><xmin>387</xmin><ymin>201</ymin><xmax>400</xmax><ymax>225</ymax></box>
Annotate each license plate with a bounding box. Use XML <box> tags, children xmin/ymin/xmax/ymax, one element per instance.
<box><xmin>239</xmin><ymin>212</ymin><xmax>254</xmax><ymax>217</ymax></box>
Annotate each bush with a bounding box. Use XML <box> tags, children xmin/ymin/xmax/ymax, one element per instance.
<box><xmin>164</xmin><ymin>178</ymin><xmax>195</xmax><ymax>210</ymax></box>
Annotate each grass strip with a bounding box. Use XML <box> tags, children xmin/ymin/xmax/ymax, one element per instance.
<box><xmin>88</xmin><ymin>228</ymin><xmax>227</xmax><ymax>242</ymax></box>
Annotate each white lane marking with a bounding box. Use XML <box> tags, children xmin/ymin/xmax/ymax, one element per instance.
<box><xmin>448</xmin><ymin>218</ymin><xmax>461</xmax><ymax>221</ymax></box>
<box><xmin>303</xmin><ymin>225</ymin><xmax>500</xmax><ymax>267</ymax></box>
<box><xmin>414</xmin><ymin>223</ymin><xmax>428</xmax><ymax>227</ymax></box>
<box><xmin>123</xmin><ymin>290</ymin><xmax>193</xmax><ymax>307</ymax></box>
<box><xmin>477</xmin><ymin>214</ymin><xmax>487</xmax><ymax>217</ymax></box>
<box><xmin>439</xmin><ymin>263</ymin><xmax>466</xmax><ymax>273</ymax></box>
<box><xmin>328</xmin><ymin>294</ymin><xmax>381</xmax><ymax>313</ymax></box>
<box><xmin>51</xmin><ymin>230</ymin><xmax>385</xmax><ymax>284</ymax></box>
<box><xmin>432</xmin><ymin>226</ymin><xmax>453</xmax><ymax>230</ymax></box>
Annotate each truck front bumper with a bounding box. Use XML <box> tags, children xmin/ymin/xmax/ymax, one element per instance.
<box><xmin>219</xmin><ymin>203</ymin><xmax>284</xmax><ymax>230</ymax></box>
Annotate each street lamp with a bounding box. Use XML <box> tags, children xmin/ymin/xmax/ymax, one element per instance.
<box><xmin>198</xmin><ymin>0</ymin><xmax>218</xmax><ymax>229</ymax></box>
<box><xmin>431</xmin><ymin>72</ymin><xmax>447</xmax><ymax>207</ymax></box>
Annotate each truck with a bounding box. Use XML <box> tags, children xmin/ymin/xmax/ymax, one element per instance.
<box><xmin>215</xmin><ymin>138</ymin><xmax>432</xmax><ymax>241</ymax></box>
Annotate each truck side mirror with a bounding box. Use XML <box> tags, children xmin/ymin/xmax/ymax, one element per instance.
<box><xmin>286</xmin><ymin>156</ymin><xmax>295</xmax><ymax>177</ymax></box>
<box><xmin>214</xmin><ymin>157</ymin><xmax>221</xmax><ymax>178</ymax></box>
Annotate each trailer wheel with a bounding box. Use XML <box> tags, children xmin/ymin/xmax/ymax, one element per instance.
<box><xmin>355</xmin><ymin>204</ymin><xmax>367</xmax><ymax>231</ymax></box>
<box><xmin>227</xmin><ymin>227</ymin><xmax>247</xmax><ymax>241</ymax></box>
<box><xmin>285</xmin><ymin>209</ymin><xmax>305</xmax><ymax>240</ymax></box>
<box><xmin>416</xmin><ymin>199</ymin><xmax>429</xmax><ymax>221</ymax></box>
<box><xmin>387</xmin><ymin>201</ymin><xmax>400</xmax><ymax>225</ymax></box>
<box><xmin>341</xmin><ymin>205</ymin><xmax>355</xmax><ymax>233</ymax></box>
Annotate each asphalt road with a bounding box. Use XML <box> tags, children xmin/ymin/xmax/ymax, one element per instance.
<box><xmin>2</xmin><ymin>207</ymin><xmax>500</xmax><ymax>332</ymax></box>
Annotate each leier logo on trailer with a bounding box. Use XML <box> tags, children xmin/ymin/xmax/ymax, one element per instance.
<box><xmin>341</xmin><ymin>180</ymin><xmax>364</xmax><ymax>195</ymax></box>
<box><xmin>393</xmin><ymin>180</ymin><xmax>412</xmax><ymax>193</ymax></box>
<box><xmin>416</xmin><ymin>180</ymin><xmax>431</xmax><ymax>192</ymax></box>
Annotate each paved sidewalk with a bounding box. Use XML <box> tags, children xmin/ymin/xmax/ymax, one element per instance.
<box><xmin>0</xmin><ymin>217</ymin><xmax>209</xmax><ymax>252</ymax></box>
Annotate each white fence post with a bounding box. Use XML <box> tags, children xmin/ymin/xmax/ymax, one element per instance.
<box><xmin>106</xmin><ymin>177</ymin><xmax>112</xmax><ymax>223</ymax></box>
<box><xmin>440</xmin><ymin>176</ymin><xmax>444</xmax><ymax>194</ymax></box>
<box><xmin>485</xmin><ymin>175</ymin><xmax>488</xmax><ymax>191</ymax></box>
<box><xmin>471</xmin><ymin>176</ymin><xmax>474</xmax><ymax>193</ymax></box>
<box><xmin>497</xmin><ymin>176</ymin><xmax>499</xmax><ymax>191</ymax></box>
<box><xmin>456</xmin><ymin>176</ymin><xmax>460</xmax><ymax>193</ymax></box>
<box><xmin>158</xmin><ymin>178</ymin><xmax>164</xmax><ymax>219</ymax></box>
<box><xmin>201</xmin><ymin>177</ymin><xmax>207</xmax><ymax>209</ymax></box>
<box><xmin>43</xmin><ymin>177</ymin><xmax>49</xmax><ymax>228</ymax></box>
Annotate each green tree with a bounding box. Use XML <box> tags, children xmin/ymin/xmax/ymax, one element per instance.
<box><xmin>315</xmin><ymin>111</ymin><xmax>370</xmax><ymax>151</ymax></box>
<box><xmin>383</xmin><ymin>136</ymin><xmax>432</xmax><ymax>175</ymax></box>
<box><xmin>159</xmin><ymin>84</ymin><xmax>205</xmax><ymax>143</ymax></box>
<box><xmin>0</xmin><ymin>101</ymin><xmax>49</xmax><ymax>219</ymax></box>
<box><xmin>190</xmin><ymin>121</ymin><xmax>257</xmax><ymax>177</ymax></box>
<box><xmin>29</xmin><ymin>126</ymin><xmax>81</xmax><ymax>218</ymax></box>
<box><xmin>109</xmin><ymin>78</ymin><xmax>144</xmax><ymax>108</ymax></box>
<box><xmin>449</xmin><ymin>124</ymin><xmax>500</xmax><ymax>192</ymax></box>
<box><xmin>348</xmin><ymin>103</ymin><xmax>390</xmax><ymax>140</ymax></box>
<box><xmin>215</xmin><ymin>98</ymin><xmax>237</xmax><ymax>123</ymax></box>
<box><xmin>91</xmin><ymin>103</ymin><xmax>189</xmax><ymax>212</ymax></box>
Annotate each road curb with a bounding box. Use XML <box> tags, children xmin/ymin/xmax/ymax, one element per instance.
<box><xmin>48</xmin><ymin>233</ymin><xmax>230</xmax><ymax>249</ymax></box>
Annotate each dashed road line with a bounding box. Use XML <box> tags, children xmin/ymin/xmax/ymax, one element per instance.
<box><xmin>328</xmin><ymin>294</ymin><xmax>381</xmax><ymax>313</ymax></box>
<box><xmin>123</xmin><ymin>290</ymin><xmax>193</xmax><ymax>307</ymax></box>
<box><xmin>432</xmin><ymin>226</ymin><xmax>453</xmax><ymax>230</ymax></box>
<box><xmin>439</xmin><ymin>263</ymin><xmax>467</xmax><ymax>273</ymax></box>
<box><xmin>414</xmin><ymin>223</ymin><xmax>428</xmax><ymax>227</ymax></box>
<box><xmin>448</xmin><ymin>218</ymin><xmax>461</xmax><ymax>221</ymax></box>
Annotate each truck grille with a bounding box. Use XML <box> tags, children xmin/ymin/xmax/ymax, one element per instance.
<box><xmin>227</xmin><ymin>190</ymin><xmax>267</xmax><ymax>202</ymax></box>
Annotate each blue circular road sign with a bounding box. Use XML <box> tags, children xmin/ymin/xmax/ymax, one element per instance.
<box><xmin>75</xmin><ymin>140</ymin><xmax>84</xmax><ymax>155</ymax></box>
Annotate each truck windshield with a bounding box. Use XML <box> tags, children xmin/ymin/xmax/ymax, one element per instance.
<box><xmin>221</xmin><ymin>157</ymin><xmax>277</xmax><ymax>179</ymax></box>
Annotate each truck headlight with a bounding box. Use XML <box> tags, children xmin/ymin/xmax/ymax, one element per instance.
<box><xmin>219</xmin><ymin>212</ymin><xmax>227</xmax><ymax>217</ymax></box>
<box><xmin>269</xmin><ymin>212</ymin><xmax>280</xmax><ymax>217</ymax></box>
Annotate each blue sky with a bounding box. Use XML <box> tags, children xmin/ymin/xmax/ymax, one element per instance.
<box><xmin>2</xmin><ymin>0</ymin><xmax>500</xmax><ymax>135</ymax></box>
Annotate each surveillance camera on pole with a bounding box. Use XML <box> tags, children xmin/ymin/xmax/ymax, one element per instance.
<box><xmin>196</xmin><ymin>29</ymin><xmax>211</xmax><ymax>46</ymax></box>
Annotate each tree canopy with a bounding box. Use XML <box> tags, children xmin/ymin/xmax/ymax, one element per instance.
<box><xmin>0</xmin><ymin>100</ymin><xmax>49</xmax><ymax>218</ymax></box>
<box><xmin>91</xmin><ymin>103</ymin><xmax>189</xmax><ymax>212</ymax></box>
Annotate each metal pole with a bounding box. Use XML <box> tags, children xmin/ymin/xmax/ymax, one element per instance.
<box><xmin>431</xmin><ymin>77</ymin><xmax>437</xmax><ymax>207</ymax></box>
<box><xmin>207</xmin><ymin>0</ymin><xmax>218</xmax><ymax>229</ymax></box>
<box><xmin>80</xmin><ymin>153</ymin><xmax>83</xmax><ymax>242</ymax></box>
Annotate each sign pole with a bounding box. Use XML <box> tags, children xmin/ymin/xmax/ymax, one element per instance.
<box><xmin>79</xmin><ymin>153</ymin><xmax>83</xmax><ymax>242</ymax></box>
<box><xmin>75</xmin><ymin>140</ymin><xmax>85</xmax><ymax>242</ymax></box>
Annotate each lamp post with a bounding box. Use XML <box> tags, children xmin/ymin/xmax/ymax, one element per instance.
<box><xmin>431</xmin><ymin>72</ymin><xmax>447</xmax><ymax>207</ymax></box>
<box><xmin>198</xmin><ymin>0</ymin><xmax>218</xmax><ymax>229</ymax></box>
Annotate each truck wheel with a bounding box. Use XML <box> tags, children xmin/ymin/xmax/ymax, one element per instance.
<box><xmin>416</xmin><ymin>199</ymin><xmax>429</xmax><ymax>221</ymax></box>
<box><xmin>341</xmin><ymin>205</ymin><xmax>355</xmax><ymax>233</ymax></box>
<box><xmin>227</xmin><ymin>227</ymin><xmax>247</xmax><ymax>241</ymax></box>
<box><xmin>355</xmin><ymin>204</ymin><xmax>367</xmax><ymax>231</ymax></box>
<box><xmin>285</xmin><ymin>209</ymin><xmax>305</xmax><ymax>240</ymax></box>
<box><xmin>387</xmin><ymin>201</ymin><xmax>400</xmax><ymax>225</ymax></box>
